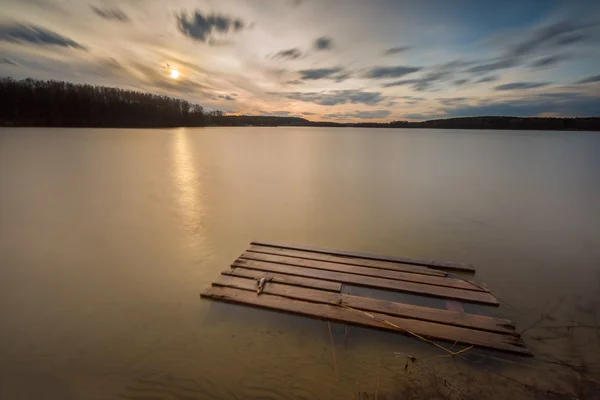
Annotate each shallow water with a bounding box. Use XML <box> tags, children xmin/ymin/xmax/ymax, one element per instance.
<box><xmin>1</xmin><ymin>127</ymin><xmax>599</xmax><ymax>399</ymax></box>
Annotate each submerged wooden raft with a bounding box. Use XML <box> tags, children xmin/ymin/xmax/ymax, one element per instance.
<box><xmin>201</xmin><ymin>241</ymin><xmax>531</xmax><ymax>356</ymax></box>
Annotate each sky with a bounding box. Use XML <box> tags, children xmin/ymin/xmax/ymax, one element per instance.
<box><xmin>1</xmin><ymin>0</ymin><xmax>599</xmax><ymax>122</ymax></box>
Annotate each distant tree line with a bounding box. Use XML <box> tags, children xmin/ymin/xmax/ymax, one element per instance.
<box><xmin>2</xmin><ymin>77</ymin><xmax>598</xmax><ymax>131</ymax></box>
<box><xmin>388</xmin><ymin>116</ymin><xmax>600</xmax><ymax>131</ymax></box>
<box><xmin>210</xmin><ymin>115</ymin><xmax>600</xmax><ymax>131</ymax></box>
<box><xmin>0</xmin><ymin>78</ymin><xmax>207</xmax><ymax>127</ymax></box>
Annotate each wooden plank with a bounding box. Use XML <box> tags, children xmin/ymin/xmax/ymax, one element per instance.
<box><xmin>221</xmin><ymin>268</ymin><xmax>342</xmax><ymax>292</ymax></box>
<box><xmin>214</xmin><ymin>274</ymin><xmax>516</xmax><ymax>335</ymax></box>
<box><xmin>232</xmin><ymin>259</ymin><xmax>499</xmax><ymax>306</ymax></box>
<box><xmin>248</xmin><ymin>244</ymin><xmax>446</xmax><ymax>277</ymax></box>
<box><xmin>239</xmin><ymin>251</ymin><xmax>487</xmax><ymax>292</ymax></box>
<box><xmin>201</xmin><ymin>286</ymin><xmax>530</xmax><ymax>356</ymax></box>
<box><xmin>251</xmin><ymin>241</ymin><xmax>476</xmax><ymax>273</ymax></box>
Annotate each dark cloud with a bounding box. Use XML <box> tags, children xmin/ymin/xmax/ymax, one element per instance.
<box><xmin>437</xmin><ymin>97</ymin><xmax>469</xmax><ymax>106</ymax></box>
<box><xmin>218</xmin><ymin>94</ymin><xmax>236</xmax><ymax>101</ymax></box>
<box><xmin>530</xmin><ymin>54</ymin><xmax>568</xmax><ymax>69</ymax></box>
<box><xmin>285</xmin><ymin>79</ymin><xmax>305</xmax><ymax>85</ymax></box>
<box><xmin>302</xmin><ymin>112</ymin><xmax>317</xmax><ymax>116</ymax></box>
<box><xmin>466</xmin><ymin>57</ymin><xmax>518</xmax><ymax>74</ymax></box>
<box><xmin>383</xmin><ymin>79</ymin><xmax>419</xmax><ymax>88</ymax></box>
<box><xmin>466</xmin><ymin>19</ymin><xmax>595</xmax><ymax>75</ymax></box>
<box><xmin>314</xmin><ymin>36</ymin><xmax>333</xmax><ymax>51</ymax></box>
<box><xmin>291</xmin><ymin>0</ymin><xmax>304</xmax><ymax>7</ymax></box>
<box><xmin>453</xmin><ymin>79</ymin><xmax>469</xmax><ymax>86</ymax></box>
<box><xmin>91</xmin><ymin>6</ymin><xmax>130</xmax><ymax>22</ymax></box>
<box><xmin>575</xmin><ymin>74</ymin><xmax>600</xmax><ymax>84</ymax></box>
<box><xmin>383</xmin><ymin>61</ymin><xmax>470</xmax><ymax>91</ymax></box>
<box><xmin>363</xmin><ymin>66</ymin><xmax>421</xmax><ymax>79</ymax></box>
<box><xmin>1</xmin><ymin>56</ymin><xmax>19</xmax><ymax>65</ymax></box>
<box><xmin>384</xmin><ymin>46</ymin><xmax>410</xmax><ymax>56</ymax></box>
<box><xmin>176</xmin><ymin>10</ymin><xmax>245</xmax><ymax>44</ymax></box>
<box><xmin>0</xmin><ymin>23</ymin><xmax>85</xmax><ymax>49</ymax></box>
<box><xmin>324</xmin><ymin>110</ymin><xmax>391</xmax><ymax>120</ymax></box>
<box><xmin>272</xmin><ymin>48</ymin><xmax>302</xmax><ymax>60</ymax></box>
<box><xmin>403</xmin><ymin>113</ymin><xmax>435</xmax><ymax>120</ymax></box>
<box><xmin>494</xmin><ymin>82</ymin><xmax>550</xmax><ymax>91</ymax></box>
<box><xmin>476</xmin><ymin>76</ymin><xmax>498</xmax><ymax>83</ymax></box>
<box><xmin>298</xmin><ymin>67</ymin><xmax>348</xmax><ymax>81</ymax></box>
<box><xmin>441</xmin><ymin>92</ymin><xmax>600</xmax><ymax>118</ymax></box>
<box><xmin>267</xmin><ymin>90</ymin><xmax>386</xmax><ymax>106</ymax></box>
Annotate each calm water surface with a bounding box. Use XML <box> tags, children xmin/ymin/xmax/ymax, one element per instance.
<box><xmin>1</xmin><ymin>127</ymin><xmax>599</xmax><ymax>399</ymax></box>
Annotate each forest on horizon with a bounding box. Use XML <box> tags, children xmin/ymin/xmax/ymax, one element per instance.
<box><xmin>1</xmin><ymin>77</ymin><xmax>599</xmax><ymax>131</ymax></box>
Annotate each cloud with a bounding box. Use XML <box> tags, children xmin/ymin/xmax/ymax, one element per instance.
<box><xmin>403</xmin><ymin>113</ymin><xmax>435</xmax><ymax>120</ymax></box>
<box><xmin>466</xmin><ymin>19</ymin><xmax>595</xmax><ymax>75</ymax></box>
<box><xmin>384</xmin><ymin>46</ymin><xmax>410</xmax><ymax>56</ymax></box>
<box><xmin>363</xmin><ymin>66</ymin><xmax>422</xmax><ymax>79</ymax></box>
<box><xmin>437</xmin><ymin>97</ymin><xmax>469</xmax><ymax>106</ymax></box>
<box><xmin>575</xmin><ymin>74</ymin><xmax>600</xmax><ymax>84</ymax></box>
<box><xmin>453</xmin><ymin>79</ymin><xmax>469</xmax><ymax>86</ymax></box>
<box><xmin>91</xmin><ymin>6</ymin><xmax>130</xmax><ymax>22</ymax></box>
<box><xmin>476</xmin><ymin>76</ymin><xmax>498</xmax><ymax>83</ymax></box>
<box><xmin>441</xmin><ymin>92</ymin><xmax>600</xmax><ymax>118</ymax></box>
<box><xmin>530</xmin><ymin>54</ymin><xmax>568</xmax><ymax>69</ymax></box>
<box><xmin>325</xmin><ymin>110</ymin><xmax>391</xmax><ymax>120</ymax></box>
<box><xmin>285</xmin><ymin>79</ymin><xmax>305</xmax><ymax>85</ymax></box>
<box><xmin>466</xmin><ymin>57</ymin><xmax>517</xmax><ymax>74</ymax></box>
<box><xmin>494</xmin><ymin>82</ymin><xmax>550</xmax><ymax>91</ymax></box>
<box><xmin>272</xmin><ymin>48</ymin><xmax>302</xmax><ymax>60</ymax></box>
<box><xmin>382</xmin><ymin>60</ymin><xmax>470</xmax><ymax>91</ymax></box>
<box><xmin>176</xmin><ymin>10</ymin><xmax>245</xmax><ymax>44</ymax></box>
<box><xmin>314</xmin><ymin>36</ymin><xmax>333</xmax><ymax>50</ymax></box>
<box><xmin>302</xmin><ymin>112</ymin><xmax>317</xmax><ymax>116</ymax></box>
<box><xmin>0</xmin><ymin>23</ymin><xmax>85</xmax><ymax>49</ymax></box>
<box><xmin>1</xmin><ymin>56</ymin><xmax>19</xmax><ymax>65</ymax></box>
<box><xmin>291</xmin><ymin>0</ymin><xmax>304</xmax><ymax>7</ymax></box>
<box><xmin>218</xmin><ymin>94</ymin><xmax>236</xmax><ymax>101</ymax></box>
<box><xmin>268</xmin><ymin>90</ymin><xmax>387</xmax><ymax>106</ymax></box>
<box><xmin>297</xmin><ymin>67</ymin><xmax>348</xmax><ymax>81</ymax></box>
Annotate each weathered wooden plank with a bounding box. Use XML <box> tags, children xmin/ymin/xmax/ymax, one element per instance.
<box><xmin>232</xmin><ymin>259</ymin><xmax>499</xmax><ymax>306</ymax></box>
<box><xmin>248</xmin><ymin>244</ymin><xmax>446</xmax><ymax>277</ymax></box>
<box><xmin>240</xmin><ymin>251</ymin><xmax>487</xmax><ymax>292</ymax></box>
<box><xmin>201</xmin><ymin>286</ymin><xmax>530</xmax><ymax>356</ymax></box>
<box><xmin>221</xmin><ymin>268</ymin><xmax>342</xmax><ymax>292</ymax></box>
<box><xmin>214</xmin><ymin>274</ymin><xmax>516</xmax><ymax>335</ymax></box>
<box><xmin>251</xmin><ymin>241</ymin><xmax>476</xmax><ymax>273</ymax></box>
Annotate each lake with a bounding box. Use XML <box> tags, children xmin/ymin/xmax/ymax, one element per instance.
<box><xmin>1</xmin><ymin>127</ymin><xmax>599</xmax><ymax>399</ymax></box>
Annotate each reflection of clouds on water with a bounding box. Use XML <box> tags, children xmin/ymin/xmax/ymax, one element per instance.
<box><xmin>172</xmin><ymin>129</ymin><xmax>203</xmax><ymax>238</ymax></box>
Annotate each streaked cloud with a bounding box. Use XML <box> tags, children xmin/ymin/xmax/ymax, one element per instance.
<box><xmin>576</xmin><ymin>74</ymin><xmax>600</xmax><ymax>84</ymax></box>
<box><xmin>297</xmin><ymin>67</ymin><xmax>348</xmax><ymax>81</ymax></box>
<box><xmin>314</xmin><ymin>36</ymin><xmax>334</xmax><ymax>51</ymax></box>
<box><xmin>90</xmin><ymin>6</ymin><xmax>130</xmax><ymax>22</ymax></box>
<box><xmin>176</xmin><ymin>10</ymin><xmax>245</xmax><ymax>44</ymax></box>
<box><xmin>494</xmin><ymin>82</ymin><xmax>550</xmax><ymax>91</ymax></box>
<box><xmin>384</xmin><ymin>46</ymin><xmax>410</xmax><ymax>56</ymax></box>
<box><xmin>268</xmin><ymin>90</ymin><xmax>387</xmax><ymax>106</ymax></box>
<box><xmin>363</xmin><ymin>66</ymin><xmax>422</xmax><ymax>79</ymax></box>
<box><xmin>272</xmin><ymin>48</ymin><xmax>302</xmax><ymax>60</ymax></box>
<box><xmin>0</xmin><ymin>23</ymin><xmax>85</xmax><ymax>49</ymax></box>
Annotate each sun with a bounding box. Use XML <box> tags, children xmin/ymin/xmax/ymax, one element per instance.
<box><xmin>170</xmin><ymin>69</ymin><xmax>180</xmax><ymax>79</ymax></box>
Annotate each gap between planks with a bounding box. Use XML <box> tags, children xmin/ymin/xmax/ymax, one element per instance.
<box><xmin>201</xmin><ymin>285</ymin><xmax>531</xmax><ymax>356</ymax></box>
<box><xmin>251</xmin><ymin>240</ymin><xmax>476</xmax><ymax>273</ymax></box>
<box><xmin>240</xmin><ymin>251</ymin><xmax>487</xmax><ymax>292</ymax></box>
<box><xmin>247</xmin><ymin>244</ymin><xmax>446</xmax><ymax>277</ymax></box>
<box><xmin>217</xmin><ymin>273</ymin><xmax>516</xmax><ymax>335</ymax></box>
<box><xmin>232</xmin><ymin>259</ymin><xmax>499</xmax><ymax>306</ymax></box>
